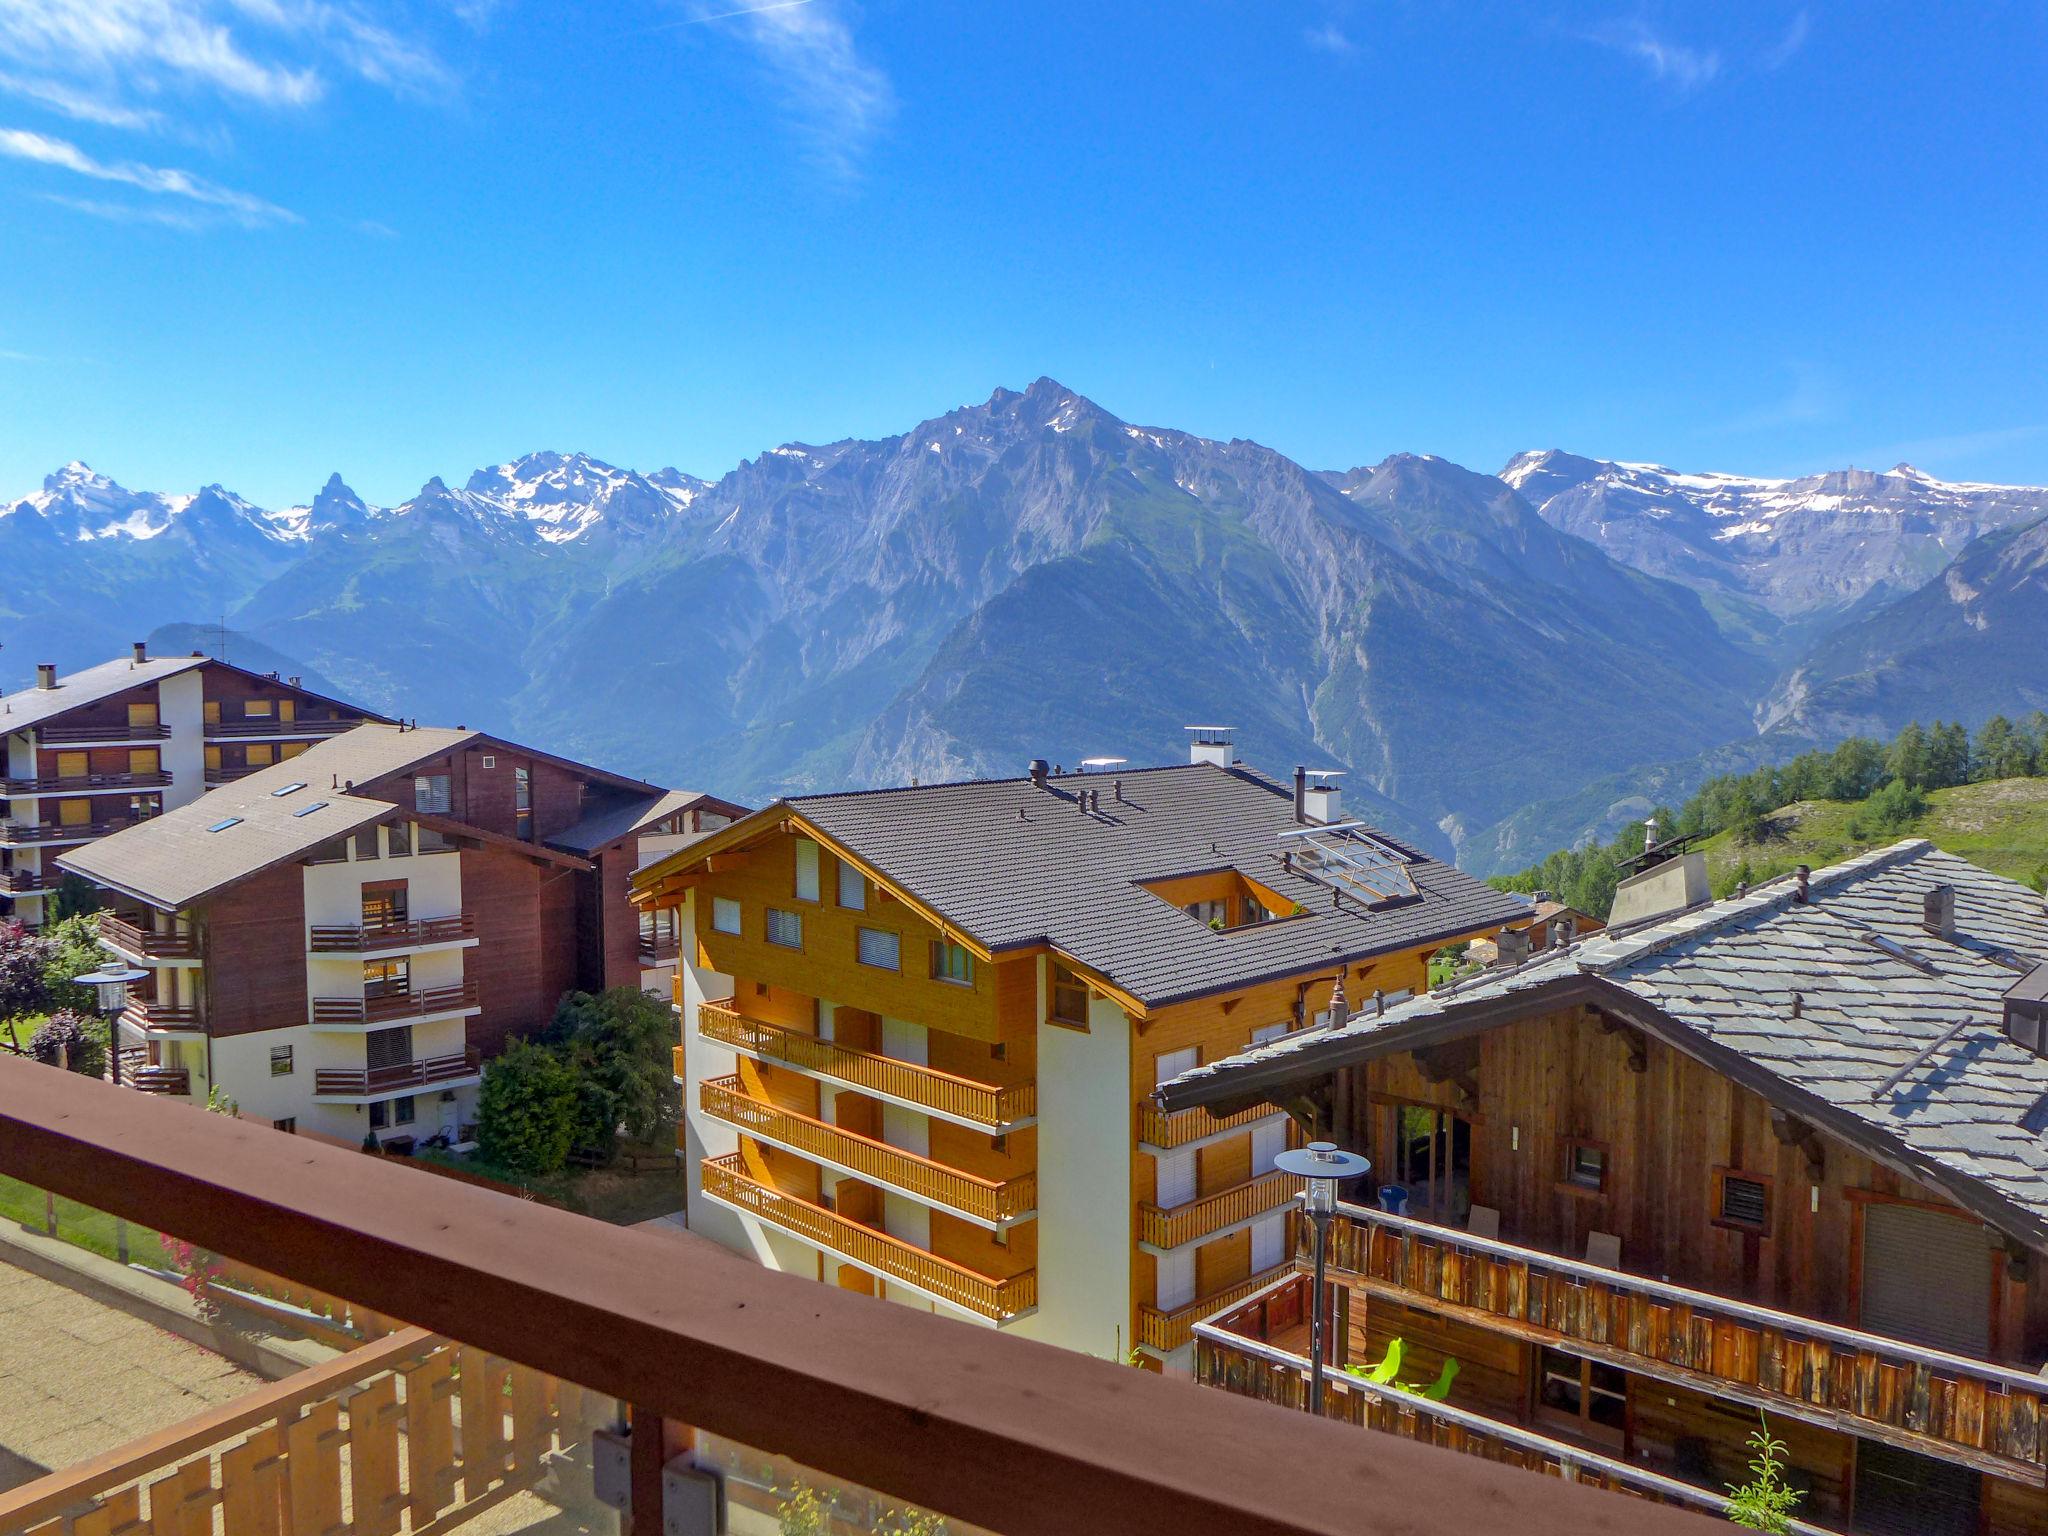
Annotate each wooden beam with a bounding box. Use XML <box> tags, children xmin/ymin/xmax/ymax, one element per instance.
<box><xmin>1769</xmin><ymin>1111</ymin><xmax>1827</xmax><ymax>1183</ymax></box>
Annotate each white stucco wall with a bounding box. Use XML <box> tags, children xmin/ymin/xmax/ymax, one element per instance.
<box><xmin>158</xmin><ymin>669</ymin><xmax>205</xmax><ymax>812</ymax></box>
<box><xmin>676</xmin><ymin>892</ymin><xmax>750</xmax><ymax>1253</ymax></box>
<box><xmin>1010</xmin><ymin>962</ymin><xmax>1133</xmax><ymax>1358</ymax></box>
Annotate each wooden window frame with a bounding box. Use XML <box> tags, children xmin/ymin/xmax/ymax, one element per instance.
<box><xmin>1558</xmin><ymin>1137</ymin><xmax>1609</xmax><ymax>1198</ymax></box>
<box><xmin>793</xmin><ymin>838</ymin><xmax>821</xmax><ymax>903</ymax></box>
<box><xmin>1712</xmin><ymin>1167</ymin><xmax>1773</xmax><ymax>1237</ymax></box>
<box><xmin>930</xmin><ymin>939</ymin><xmax>974</xmax><ymax>988</ymax></box>
<box><xmin>1049</xmin><ymin>962</ymin><xmax>1091</xmax><ymax>1031</ymax></box>
<box><xmin>710</xmin><ymin>897</ymin><xmax>743</xmax><ymax>936</ymax></box>
<box><xmin>765</xmin><ymin>907</ymin><xmax>804</xmax><ymax>951</ymax></box>
<box><xmin>855</xmin><ymin>926</ymin><xmax>901</xmax><ymax>972</ymax></box>
<box><xmin>836</xmin><ymin>859</ymin><xmax>866</xmax><ymax>910</ymax></box>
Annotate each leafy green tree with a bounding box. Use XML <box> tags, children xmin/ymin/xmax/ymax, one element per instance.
<box><xmin>1927</xmin><ymin>720</ymin><xmax>1971</xmax><ymax>789</ymax></box>
<box><xmin>1725</xmin><ymin>1416</ymin><xmax>1802</xmax><ymax>1532</ymax></box>
<box><xmin>542</xmin><ymin>987</ymin><xmax>680</xmax><ymax>1163</ymax></box>
<box><xmin>46</xmin><ymin>874</ymin><xmax>107</xmax><ymax>923</ymax></box>
<box><xmin>1885</xmin><ymin>721</ymin><xmax>1931</xmax><ymax>788</ymax></box>
<box><xmin>40</xmin><ymin>912</ymin><xmax>113</xmax><ymax>1015</ymax></box>
<box><xmin>476</xmin><ymin>1038</ymin><xmax>580</xmax><ymax>1175</ymax></box>
<box><xmin>1848</xmin><ymin>778</ymin><xmax>1927</xmax><ymax>840</ymax></box>
<box><xmin>1822</xmin><ymin>737</ymin><xmax>1887</xmax><ymax>800</ymax></box>
<box><xmin>0</xmin><ymin>921</ymin><xmax>52</xmax><ymax>1021</ymax></box>
<box><xmin>29</xmin><ymin>1010</ymin><xmax>104</xmax><ymax>1076</ymax></box>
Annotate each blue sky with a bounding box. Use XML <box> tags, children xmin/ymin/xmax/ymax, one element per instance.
<box><xmin>0</xmin><ymin>1</ymin><xmax>2043</xmax><ymax>507</ymax></box>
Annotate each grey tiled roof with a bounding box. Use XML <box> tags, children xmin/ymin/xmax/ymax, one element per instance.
<box><xmin>788</xmin><ymin>763</ymin><xmax>1529</xmax><ymax>1009</ymax></box>
<box><xmin>1161</xmin><ymin>840</ymin><xmax>2048</xmax><ymax>1241</ymax></box>
<box><xmin>550</xmin><ymin>789</ymin><xmax>726</xmax><ymax>856</ymax></box>
<box><xmin>0</xmin><ymin>654</ymin><xmax>210</xmax><ymax>735</ymax></box>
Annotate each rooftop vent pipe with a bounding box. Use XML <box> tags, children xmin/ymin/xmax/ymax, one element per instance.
<box><xmin>35</xmin><ymin>664</ymin><xmax>55</xmax><ymax>690</ymax></box>
<box><xmin>1292</xmin><ymin>765</ymin><xmax>1308</xmax><ymax>823</ymax></box>
<box><xmin>1028</xmin><ymin>758</ymin><xmax>1049</xmax><ymax>790</ymax></box>
<box><xmin>1923</xmin><ymin>884</ymin><xmax>1956</xmax><ymax>941</ymax></box>
<box><xmin>1794</xmin><ymin>865</ymin><xmax>1811</xmax><ymax>904</ymax></box>
<box><xmin>131</xmin><ymin>641</ymin><xmax>146</xmax><ymax>665</ymax></box>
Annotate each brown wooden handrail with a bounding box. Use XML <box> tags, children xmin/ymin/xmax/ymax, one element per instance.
<box><xmin>1139</xmin><ymin>1170</ymin><xmax>1302</xmax><ymax>1250</ymax></box>
<box><xmin>0</xmin><ymin>769</ymin><xmax>172</xmax><ymax>795</ymax></box>
<box><xmin>1136</xmin><ymin>1099</ymin><xmax>1279</xmax><ymax>1150</ymax></box>
<box><xmin>314</xmin><ymin>1050</ymin><xmax>478</xmax><ymax>1096</ymax></box>
<box><xmin>310</xmin><ymin>981</ymin><xmax>478</xmax><ymax>1025</ymax></box>
<box><xmin>308</xmin><ymin>913</ymin><xmax>475</xmax><ymax>952</ymax></box>
<box><xmin>701</xmin><ymin>1075</ymin><xmax>1036</xmax><ymax>1223</ymax></box>
<box><xmin>1138</xmin><ymin>1256</ymin><xmax>1299</xmax><ymax>1353</ymax></box>
<box><xmin>37</xmin><ymin>721</ymin><xmax>171</xmax><ymax>744</ymax></box>
<box><xmin>202</xmin><ymin>715</ymin><xmax>357</xmax><ymax>737</ymax></box>
<box><xmin>97</xmin><ymin>912</ymin><xmax>198</xmax><ymax>957</ymax></box>
<box><xmin>697</xmin><ymin>998</ymin><xmax>1035</xmax><ymax>1128</ymax></box>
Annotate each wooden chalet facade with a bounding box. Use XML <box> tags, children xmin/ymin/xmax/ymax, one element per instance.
<box><xmin>1161</xmin><ymin>842</ymin><xmax>2048</xmax><ymax>1534</ymax></box>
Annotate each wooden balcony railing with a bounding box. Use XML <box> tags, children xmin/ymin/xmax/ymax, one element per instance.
<box><xmin>309</xmin><ymin>912</ymin><xmax>475</xmax><ymax>952</ymax></box>
<box><xmin>702</xmin><ymin>1153</ymin><xmax>1037</xmax><ymax>1321</ymax></box>
<box><xmin>1192</xmin><ymin>1276</ymin><xmax>1832</xmax><ymax>1534</ymax></box>
<box><xmin>697</xmin><ymin>998</ymin><xmax>1036</xmax><ymax>1129</ymax></box>
<box><xmin>310</xmin><ymin>981</ymin><xmax>479</xmax><ymax>1027</ymax></box>
<box><xmin>203</xmin><ymin>715</ymin><xmax>358</xmax><ymax>738</ymax></box>
<box><xmin>639</xmin><ymin>932</ymin><xmax>681</xmax><ymax>965</ymax></box>
<box><xmin>36</xmin><ymin>720</ymin><xmax>170</xmax><ymax>744</ymax></box>
<box><xmin>1</xmin><ymin>818</ymin><xmax>140</xmax><ymax>846</ymax></box>
<box><xmin>701</xmin><ymin>1075</ymin><xmax>1037</xmax><ymax>1224</ymax></box>
<box><xmin>1137</xmin><ymin>1099</ymin><xmax>1279</xmax><ymax>1150</ymax></box>
<box><xmin>1139</xmin><ymin>1169</ymin><xmax>1302</xmax><ymax>1250</ymax></box>
<box><xmin>1326</xmin><ymin>1202</ymin><xmax>2048</xmax><ymax>1481</ymax></box>
<box><xmin>1138</xmin><ymin>1256</ymin><xmax>1298</xmax><ymax>1354</ymax></box>
<box><xmin>0</xmin><ymin>869</ymin><xmax>49</xmax><ymax>895</ymax></box>
<box><xmin>97</xmin><ymin>911</ymin><xmax>199</xmax><ymax>959</ymax></box>
<box><xmin>0</xmin><ymin>769</ymin><xmax>171</xmax><ymax>795</ymax></box>
<box><xmin>127</xmin><ymin>1065</ymin><xmax>191</xmax><ymax>1096</ymax></box>
<box><xmin>314</xmin><ymin>1048</ymin><xmax>480</xmax><ymax>1098</ymax></box>
<box><xmin>122</xmin><ymin>998</ymin><xmax>202</xmax><ymax>1031</ymax></box>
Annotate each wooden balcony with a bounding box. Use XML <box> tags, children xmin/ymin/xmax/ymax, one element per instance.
<box><xmin>1325</xmin><ymin>1202</ymin><xmax>2048</xmax><ymax>1481</ymax></box>
<box><xmin>314</xmin><ymin>1048</ymin><xmax>480</xmax><ymax>1099</ymax></box>
<box><xmin>1137</xmin><ymin>1099</ymin><xmax>1279</xmax><ymax>1151</ymax></box>
<box><xmin>639</xmin><ymin>930</ymin><xmax>681</xmax><ymax>966</ymax></box>
<box><xmin>702</xmin><ymin>1153</ymin><xmax>1037</xmax><ymax>1321</ymax></box>
<box><xmin>0</xmin><ymin>869</ymin><xmax>49</xmax><ymax>895</ymax></box>
<box><xmin>37</xmin><ymin>720</ymin><xmax>170</xmax><ymax>744</ymax></box>
<box><xmin>1</xmin><ymin>817</ymin><xmax>140</xmax><ymax>846</ymax></box>
<box><xmin>1193</xmin><ymin>1274</ymin><xmax>1831</xmax><ymax>1533</ymax></box>
<box><xmin>1138</xmin><ymin>1257</ymin><xmax>1298</xmax><ymax>1354</ymax></box>
<box><xmin>696</xmin><ymin>997</ymin><xmax>1036</xmax><ymax>1130</ymax></box>
<box><xmin>0</xmin><ymin>769</ymin><xmax>171</xmax><ymax>795</ymax></box>
<box><xmin>204</xmin><ymin>715</ymin><xmax>358</xmax><ymax>739</ymax></box>
<box><xmin>701</xmin><ymin>1075</ymin><xmax>1037</xmax><ymax>1225</ymax></box>
<box><xmin>311</xmin><ymin>981</ymin><xmax>479</xmax><ymax>1028</ymax></box>
<box><xmin>121</xmin><ymin>998</ymin><xmax>202</xmax><ymax>1032</ymax></box>
<box><xmin>127</xmin><ymin>1065</ymin><xmax>191</xmax><ymax>1096</ymax></box>
<box><xmin>1139</xmin><ymin>1169</ymin><xmax>1302</xmax><ymax>1251</ymax></box>
<box><xmin>309</xmin><ymin>912</ymin><xmax>475</xmax><ymax>954</ymax></box>
<box><xmin>97</xmin><ymin>912</ymin><xmax>199</xmax><ymax>960</ymax></box>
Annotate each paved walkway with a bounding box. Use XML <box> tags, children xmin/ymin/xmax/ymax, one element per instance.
<box><xmin>0</xmin><ymin>1259</ymin><xmax>263</xmax><ymax>1491</ymax></box>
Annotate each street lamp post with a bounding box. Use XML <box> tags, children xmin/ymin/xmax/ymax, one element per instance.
<box><xmin>1273</xmin><ymin>1140</ymin><xmax>1372</xmax><ymax>1416</ymax></box>
<box><xmin>74</xmin><ymin>961</ymin><xmax>147</xmax><ymax>1086</ymax></box>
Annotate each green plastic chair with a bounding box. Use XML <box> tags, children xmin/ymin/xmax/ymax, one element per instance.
<box><xmin>1415</xmin><ymin>1357</ymin><xmax>1460</xmax><ymax>1402</ymax></box>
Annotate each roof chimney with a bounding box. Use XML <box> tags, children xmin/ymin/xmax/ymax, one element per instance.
<box><xmin>1028</xmin><ymin>758</ymin><xmax>1049</xmax><ymax>790</ymax></box>
<box><xmin>1186</xmin><ymin>726</ymin><xmax>1234</xmax><ymax>768</ymax></box>
<box><xmin>287</xmin><ymin>675</ymin><xmax>300</xmax><ymax>688</ymax></box>
<box><xmin>1608</xmin><ymin>851</ymin><xmax>1712</xmax><ymax>928</ymax></box>
<box><xmin>1794</xmin><ymin>865</ymin><xmax>1811</xmax><ymax>904</ymax></box>
<box><xmin>1923</xmin><ymin>883</ymin><xmax>1956</xmax><ymax>941</ymax></box>
<box><xmin>1303</xmin><ymin>777</ymin><xmax>1342</xmax><ymax>825</ymax></box>
<box><xmin>2004</xmin><ymin>964</ymin><xmax>2048</xmax><ymax>1055</ymax></box>
<box><xmin>35</xmin><ymin>664</ymin><xmax>55</xmax><ymax>690</ymax></box>
<box><xmin>1292</xmin><ymin>765</ymin><xmax>1308</xmax><ymax>823</ymax></box>
<box><xmin>1495</xmin><ymin>926</ymin><xmax>1531</xmax><ymax>969</ymax></box>
<box><xmin>131</xmin><ymin>641</ymin><xmax>146</xmax><ymax>665</ymax></box>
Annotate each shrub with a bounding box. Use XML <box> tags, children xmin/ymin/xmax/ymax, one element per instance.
<box><xmin>1725</xmin><ymin>1415</ymin><xmax>1802</xmax><ymax>1532</ymax></box>
<box><xmin>29</xmin><ymin>1010</ymin><xmax>104</xmax><ymax>1077</ymax></box>
<box><xmin>543</xmin><ymin>987</ymin><xmax>679</xmax><ymax>1163</ymax></box>
<box><xmin>1848</xmin><ymin>778</ymin><xmax>1927</xmax><ymax>840</ymax></box>
<box><xmin>40</xmin><ymin>911</ymin><xmax>113</xmax><ymax>1015</ymax></box>
<box><xmin>476</xmin><ymin>1037</ymin><xmax>580</xmax><ymax>1176</ymax></box>
<box><xmin>0</xmin><ymin>921</ymin><xmax>53</xmax><ymax>1020</ymax></box>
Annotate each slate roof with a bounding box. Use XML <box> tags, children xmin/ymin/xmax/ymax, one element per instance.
<box><xmin>0</xmin><ymin>654</ymin><xmax>211</xmax><ymax>735</ymax></box>
<box><xmin>1159</xmin><ymin>840</ymin><xmax>2048</xmax><ymax>1243</ymax></box>
<box><xmin>773</xmin><ymin>762</ymin><xmax>1528</xmax><ymax>1009</ymax></box>
<box><xmin>549</xmin><ymin>789</ymin><xmax>738</xmax><ymax>856</ymax></box>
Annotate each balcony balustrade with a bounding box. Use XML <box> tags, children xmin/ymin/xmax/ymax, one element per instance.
<box><xmin>1324</xmin><ymin>1202</ymin><xmax>2048</xmax><ymax>1481</ymax></box>
<box><xmin>702</xmin><ymin>1153</ymin><xmax>1037</xmax><ymax>1321</ymax></box>
<box><xmin>1193</xmin><ymin>1274</ymin><xmax>1832</xmax><ymax>1533</ymax></box>
<box><xmin>0</xmin><ymin>868</ymin><xmax>50</xmax><ymax>895</ymax></box>
<box><xmin>701</xmin><ymin>1075</ymin><xmax>1037</xmax><ymax>1224</ymax></box>
<box><xmin>127</xmin><ymin>1064</ymin><xmax>192</xmax><ymax>1096</ymax></box>
<box><xmin>639</xmin><ymin>933</ymin><xmax>682</xmax><ymax>966</ymax></box>
<box><xmin>1</xmin><ymin>817</ymin><xmax>143</xmax><ymax>846</ymax></box>
<box><xmin>121</xmin><ymin>997</ymin><xmax>202</xmax><ymax>1032</ymax></box>
<box><xmin>1137</xmin><ymin>1257</ymin><xmax>1298</xmax><ymax>1355</ymax></box>
<box><xmin>1136</xmin><ymin>1100</ymin><xmax>1279</xmax><ymax>1151</ymax></box>
<box><xmin>1138</xmin><ymin>1169</ymin><xmax>1302</xmax><ymax>1251</ymax></box>
<box><xmin>696</xmin><ymin>998</ymin><xmax>1035</xmax><ymax>1129</ymax></box>
<box><xmin>203</xmin><ymin>715</ymin><xmax>358</xmax><ymax>739</ymax></box>
<box><xmin>97</xmin><ymin>912</ymin><xmax>199</xmax><ymax>960</ymax></box>
<box><xmin>0</xmin><ymin>769</ymin><xmax>172</xmax><ymax>796</ymax></box>
<box><xmin>310</xmin><ymin>981</ymin><xmax>479</xmax><ymax>1028</ymax></box>
<box><xmin>308</xmin><ymin>912</ymin><xmax>475</xmax><ymax>954</ymax></box>
<box><xmin>36</xmin><ymin>720</ymin><xmax>171</xmax><ymax>744</ymax></box>
<box><xmin>314</xmin><ymin>1048</ymin><xmax>480</xmax><ymax>1098</ymax></box>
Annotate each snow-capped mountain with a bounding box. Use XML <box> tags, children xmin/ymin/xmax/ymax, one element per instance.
<box><xmin>1503</xmin><ymin>451</ymin><xmax>2048</xmax><ymax>647</ymax></box>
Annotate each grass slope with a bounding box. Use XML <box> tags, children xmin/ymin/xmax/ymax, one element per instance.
<box><xmin>1698</xmin><ymin>778</ymin><xmax>2048</xmax><ymax>893</ymax></box>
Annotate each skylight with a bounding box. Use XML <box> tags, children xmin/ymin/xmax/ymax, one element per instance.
<box><xmin>270</xmin><ymin>782</ymin><xmax>308</xmax><ymax>798</ymax></box>
<box><xmin>291</xmin><ymin>801</ymin><xmax>330</xmax><ymax>818</ymax></box>
<box><xmin>207</xmin><ymin>817</ymin><xmax>243</xmax><ymax>833</ymax></box>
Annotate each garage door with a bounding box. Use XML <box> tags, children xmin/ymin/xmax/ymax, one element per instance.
<box><xmin>1859</xmin><ymin>1203</ymin><xmax>1992</xmax><ymax>1358</ymax></box>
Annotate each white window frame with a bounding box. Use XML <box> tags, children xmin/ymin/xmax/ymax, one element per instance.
<box><xmin>837</xmin><ymin>860</ymin><xmax>866</xmax><ymax>909</ymax></box>
<box><xmin>711</xmin><ymin>897</ymin><xmax>742</xmax><ymax>936</ymax></box>
<box><xmin>794</xmin><ymin>839</ymin><xmax>820</xmax><ymax>902</ymax></box>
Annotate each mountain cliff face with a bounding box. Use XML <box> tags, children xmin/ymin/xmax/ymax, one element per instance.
<box><xmin>5</xmin><ymin>382</ymin><xmax>2040</xmax><ymax>870</ymax></box>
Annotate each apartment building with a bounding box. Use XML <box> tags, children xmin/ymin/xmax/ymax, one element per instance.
<box><xmin>0</xmin><ymin>644</ymin><xmax>382</xmax><ymax>929</ymax></box>
<box><xmin>1166</xmin><ymin>841</ymin><xmax>2048</xmax><ymax>1534</ymax></box>
<box><xmin>631</xmin><ymin>738</ymin><xmax>1527</xmax><ymax>1368</ymax></box>
<box><xmin>61</xmin><ymin>722</ymin><xmax>742</xmax><ymax>1141</ymax></box>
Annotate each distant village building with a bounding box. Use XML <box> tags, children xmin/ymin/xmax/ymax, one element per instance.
<box><xmin>61</xmin><ymin>722</ymin><xmax>742</xmax><ymax>1143</ymax></box>
<box><xmin>0</xmin><ymin>644</ymin><xmax>383</xmax><ymax>929</ymax></box>
<box><xmin>632</xmin><ymin>732</ymin><xmax>1527</xmax><ymax>1369</ymax></box>
<box><xmin>1163</xmin><ymin>840</ymin><xmax>2048</xmax><ymax>1533</ymax></box>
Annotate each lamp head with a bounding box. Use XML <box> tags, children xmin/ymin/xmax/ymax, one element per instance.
<box><xmin>76</xmin><ymin>962</ymin><xmax>147</xmax><ymax>1014</ymax></box>
<box><xmin>1273</xmin><ymin>1139</ymin><xmax>1372</xmax><ymax>1215</ymax></box>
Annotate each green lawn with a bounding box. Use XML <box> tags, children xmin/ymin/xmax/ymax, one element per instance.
<box><xmin>0</xmin><ymin>1173</ymin><xmax>160</xmax><ymax>1264</ymax></box>
<box><xmin>1698</xmin><ymin>777</ymin><xmax>2048</xmax><ymax>894</ymax></box>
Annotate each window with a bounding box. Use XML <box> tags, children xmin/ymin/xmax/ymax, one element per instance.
<box><xmin>1050</xmin><ymin>962</ymin><xmax>1090</xmax><ymax>1029</ymax></box>
<box><xmin>127</xmin><ymin>702</ymin><xmax>158</xmax><ymax>732</ymax></box>
<box><xmin>308</xmin><ymin>837</ymin><xmax>348</xmax><ymax>862</ymax></box>
<box><xmin>414</xmin><ymin>774</ymin><xmax>452</xmax><ymax>815</ymax></box>
<box><xmin>1183</xmin><ymin>898</ymin><xmax>1228</xmax><ymax>927</ymax></box>
<box><xmin>416</xmin><ymin>826</ymin><xmax>456</xmax><ymax>854</ymax></box>
<box><xmin>794</xmin><ymin>839</ymin><xmax>820</xmax><ymax>902</ymax></box>
<box><xmin>766</xmin><ymin>908</ymin><xmax>803</xmax><ymax>949</ymax></box>
<box><xmin>361</xmin><ymin>881</ymin><xmax>409</xmax><ymax>926</ymax></box>
<box><xmin>363</xmin><ymin>959</ymin><xmax>410</xmax><ymax>1000</ymax></box>
<box><xmin>244</xmin><ymin>699</ymin><xmax>274</xmax><ymax>719</ymax></box>
<box><xmin>129</xmin><ymin>748</ymin><xmax>160</xmax><ymax>776</ymax></box>
<box><xmin>368</xmin><ymin>1101</ymin><xmax>388</xmax><ymax>1130</ymax></box>
<box><xmin>1536</xmin><ymin>1348</ymin><xmax>1627</xmax><ymax>1443</ymax></box>
<box><xmin>1715</xmin><ymin>1170</ymin><xmax>1772</xmax><ymax>1235</ymax></box>
<box><xmin>1250</xmin><ymin>1020</ymin><xmax>1292</xmax><ymax>1046</ymax></box>
<box><xmin>273</xmin><ymin>1117</ymin><xmax>296</xmax><ymax>1134</ymax></box>
<box><xmin>280</xmin><ymin>740</ymin><xmax>308</xmax><ymax>760</ymax></box>
<box><xmin>366</xmin><ymin>1025</ymin><xmax>413</xmax><ymax>1070</ymax></box>
<box><xmin>837</xmin><ymin>860</ymin><xmax>866</xmax><ymax>909</ymax></box>
<box><xmin>856</xmin><ymin>927</ymin><xmax>900</xmax><ymax>970</ymax></box>
<box><xmin>1563</xmin><ymin>1140</ymin><xmax>1607</xmax><ymax>1193</ymax></box>
<box><xmin>204</xmin><ymin>701</ymin><xmax>220</xmax><ymax>726</ymax></box>
<box><xmin>930</xmin><ymin>940</ymin><xmax>974</xmax><ymax>987</ymax></box>
<box><xmin>354</xmin><ymin>826</ymin><xmax>380</xmax><ymax>860</ymax></box>
<box><xmin>204</xmin><ymin>745</ymin><xmax>222</xmax><ymax>772</ymax></box>
<box><xmin>246</xmin><ymin>743</ymin><xmax>275</xmax><ymax>768</ymax></box>
<box><xmin>207</xmin><ymin>816</ymin><xmax>243</xmax><ymax>833</ymax></box>
<box><xmin>270</xmin><ymin>781</ymin><xmax>308</xmax><ymax>798</ymax></box>
<box><xmin>712</xmin><ymin>897</ymin><xmax>742</xmax><ymax>935</ymax></box>
<box><xmin>293</xmin><ymin>801</ymin><xmax>331</xmax><ymax>819</ymax></box>
<box><xmin>394</xmin><ymin>1095</ymin><xmax>416</xmax><ymax>1126</ymax></box>
<box><xmin>514</xmin><ymin>765</ymin><xmax>532</xmax><ymax>841</ymax></box>
<box><xmin>481</xmin><ymin>755</ymin><xmax>496</xmax><ymax>769</ymax></box>
<box><xmin>386</xmin><ymin>821</ymin><xmax>411</xmax><ymax>857</ymax></box>
<box><xmin>269</xmin><ymin>1044</ymin><xmax>294</xmax><ymax>1077</ymax></box>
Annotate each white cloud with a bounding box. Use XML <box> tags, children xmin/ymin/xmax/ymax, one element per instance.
<box><xmin>0</xmin><ymin>123</ymin><xmax>297</xmax><ymax>222</ymax></box>
<box><xmin>0</xmin><ymin>67</ymin><xmax>164</xmax><ymax>126</ymax></box>
<box><xmin>1587</xmin><ymin>17</ymin><xmax>1721</xmax><ymax>92</ymax></box>
<box><xmin>1305</xmin><ymin>22</ymin><xmax>1355</xmax><ymax>56</ymax></box>
<box><xmin>699</xmin><ymin>0</ymin><xmax>894</xmax><ymax>181</ymax></box>
<box><xmin>1761</xmin><ymin>9</ymin><xmax>1809</xmax><ymax>70</ymax></box>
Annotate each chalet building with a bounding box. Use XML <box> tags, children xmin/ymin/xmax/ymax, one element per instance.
<box><xmin>630</xmin><ymin>736</ymin><xmax>1527</xmax><ymax>1368</ymax></box>
<box><xmin>60</xmin><ymin>723</ymin><xmax>742</xmax><ymax>1142</ymax></box>
<box><xmin>1160</xmin><ymin>840</ymin><xmax>2048</xmax><ymax>1535</ymax></box>
<box><xmin>0</xmin><ymin>644</ymin><xmax>383</xmax><ymax>929</ymax></box>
